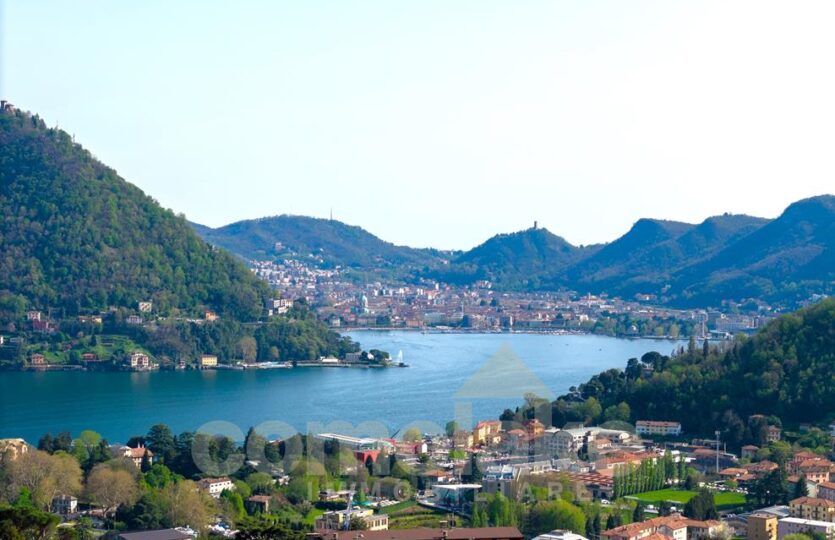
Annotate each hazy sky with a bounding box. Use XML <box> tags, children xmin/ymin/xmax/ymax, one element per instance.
<box><xmin>2</xmin><ymin>1</ymin><xmax>834</xmax><ymax>250</ymax></box>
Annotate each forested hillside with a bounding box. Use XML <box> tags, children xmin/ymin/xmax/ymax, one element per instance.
<box><xmin>0</xmin><ymin>109</ymin><xmax>269</xmax><ymax>320</ymax></box>
<box><xmin>429</xmin><ymin>227</ymin><xmax>595</xmax><ymax>288</ymax></box>
<box><xmin>0</xmin><ymin>108</ymin><xmax>369</xmax><ymax>367</ymax></box>
<box><xmin>511</xmin><ymin>298</ymin><xmax>835</xmax><ymax>448</ymax></box>
<box><xmin>192</xmin><ymin>215</ymin><xmax>448</xmax><ymax>272</ymax></box>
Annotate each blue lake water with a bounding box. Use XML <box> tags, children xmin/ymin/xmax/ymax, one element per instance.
<box><xmin>0</xmin><ymin>332</ymin><xmax>684</xmax><ymax>444</ymax></box>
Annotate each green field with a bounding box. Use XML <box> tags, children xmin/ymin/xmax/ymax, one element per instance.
<box><xmin>627</xmin><ymin>489</ymin><xmax>746</xmax><ymax>510</ymax></box>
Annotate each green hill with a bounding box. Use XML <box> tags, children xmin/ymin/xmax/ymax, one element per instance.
<box><xmin>192</xmin><ymin>215</ymin><xmax>448</xmax><ymax>271</ymax></box>
<box><xmin>672</xmin><ymin>195</ymin><xmax>835</xmax><ymax>306</ymax></box>
<box><xmin>430</xmin><ymin>227</ymin><xmax>596</xmax><ymax>288</ymax></box>
<box><xmin>0</xmin><ymin>108</ymin><xmax>367</xmax><ymax>367</ymax></box>
<box><xmin>0</xmin><ymin>109</ymin><xmax>269</xmax><ymax>320</ymax></box>
<box><xmin>526</xmin><ymin>297</ymin><xmax>835</xmax><ymax>448</ymax></box>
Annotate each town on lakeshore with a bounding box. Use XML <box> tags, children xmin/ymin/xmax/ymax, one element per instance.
<box><xmin>252</xmin><ymin>258</ymin><xmax>790</xmax><ymax>336</ymax></box>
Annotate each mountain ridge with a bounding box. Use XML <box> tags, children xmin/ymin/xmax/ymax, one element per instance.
<box><xmin>193</xmin><ymin>196</ymin><xmax>834</xmax><ymax>308</ymax></box>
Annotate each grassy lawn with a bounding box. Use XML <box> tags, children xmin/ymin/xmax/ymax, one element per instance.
<box><xmin>627</xmin><ymin>489</ymin><xmax>746</xmax><ymax>510</ymax></box>
<box><xmin>383</xmin><ymin>500</ymin><xmax>421</xmax><ymax>515</ymax></box>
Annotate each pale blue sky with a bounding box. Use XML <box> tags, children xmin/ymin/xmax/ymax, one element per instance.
<box><xmin>2</xmin><ymin>1</ymin><xmax>834</xmax><ymax>249</ymax></box>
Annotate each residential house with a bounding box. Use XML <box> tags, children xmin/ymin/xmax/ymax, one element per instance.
<box><xmin>196</xmin><ymin>477</ymin><xmax>234</xmax><ymax>498</ymax></box>
<box><xmin>636</xmin><ymin>421</ymin><xmax>682</xmax><ymax>437</ymax></box>
<box><xmin>602</xmin><ymin>514</ymin><xmax>725</xmax><ymax>540</ymax></box>
<box><xmin>26</xmin><ymin>310</ymin><xmax>42</xmax><ymax>321</ymax></box>
<box><xmin>746</xmin><ymin>461</ymin><xmax>780</xmax><ymax>478</ymax></box>
<box><xmin>121</xmin><ymin>445</ymin><xmax>153</xmax><ymax>468</ymax></box>
<box><xmin>742</xmin><ymin>445</ymin><xmax>760</xmax><ymax>459</ymax></box>
<box><xmin>798</xmin><ymin>461</ymin><xmax>833</xmax><ymax>484</ymax></box>
<box><xmin>126</xmin><ymin>352</ymin><xmax>153</xmax><ymax>371</ymax></box>
<box><xmin>51</xmin><ymin>495</ymin><xmax>78</xmax><ymax>516</ymax></box>
<box><xmin>777</xmin><ymin>517</ymin><xmax>835</xmax><ymax>540</ymax></box>
<box><xmin>454</xmin><ymin>430</ymin><xmax>475</xmax><ymax>449</ymax></box>
<box><xmin>787</xmin><ymin>452</ymin><xmax>825</xmax><ymax>475</ymax></box>
<box><xmin>30</xmin><ymin>353</ymin><xmax>47</xmax><ymax>367</ymax></box>
<box><xmin>126</xmin><ymin>315</ymin><xmax>143</xmax><ymax>325</ymax></box>
<box><xmin>789</xmin><ymin>497</ymin><xmax>835</xmax><ymax>523</ymax></box>
<box><xmin>819</xmin><ymin>482</ymin><xmax>835</xmax><ymax>502</ymax></box>
<box><xmin>525</xmin><ymin>419</ymin><xmax>546</xmax><ymax>438</ymax></box>
<box><xmin>419</xmin><ymin>469</ymin><xmax>454</xmax><ymax>489</ymax></box>
<box><xmin>245</xmin><ymin>495</ymin><xmax>271</xmax><ymax>514</ymax></box>
<box><xmin>766</xmin><ymin>426</ymin><xmax>782</xmax><ymax>443</ymax></box>
<box><xmin>138</xmin><ymin>302</ymin><xmax>153</xmax><ymax>313</ymax></box>
<box><xmin>199</xmin><ymin>354</ymin><xmax>218</xmax><ymax>369</ymax></box>
<box><xmin>747</xmin><ymin>513</ymin><xmax>778</xmax><ymax>540</ymax></box>
<box><xmin>474</xmin><ymin>420</ymin><xmax>503</xmax><ymax>446</ymax></box>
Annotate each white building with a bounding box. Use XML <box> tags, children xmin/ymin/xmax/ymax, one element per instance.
<box><xmin>51</xmin><ymin>495</ymin><xmax>78</xmax><ymax>516</ymax></box>
<box><xmin>778</xmin><ymin>517</ymin><xmax>835</xmax><ymax>540</ymax></box>
<box><xmin>544</xmin><ymin>427</ymin><xmax>631</xmax><ymax>457</ymax></box>
<box><xmin>197</xmin><ymin>477</ymin><xmax>235</xmax><ymax>498</ymax></box>
<box><xmin>313</xmin><ymin>433</ymin><xmax>385</xmax><ymax>451</ymax></box>
<box><xmin>635</xmin><ymin>421</ymin><xmax>682</xmax><ymax>437</ymax></box>
<box><xmin>532</xmin><ymin>531</ymin><xmax>590</xmax><ymax>540</ymax></box>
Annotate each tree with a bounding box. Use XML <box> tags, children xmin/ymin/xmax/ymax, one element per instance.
<box><xmin>244</xmin><ymin>427</ymin><xmax>267</xmax><ymax>462</ymax></box>
<box><xmin>5</xmin><ymin>450</ymin><xmax>82</xmax><ymax>510</ymax></box>
<box><xmin>235</xmin><ymin>515</ymin><xmax>307</xmax><ymax>540</ymax></box>
<box><xmin>578</xmin><ymin>398</ymin><xmax>602</xmax><ymax>425</ymax></box>
<box><xmin>684</xmin><ymin>488</ymin><xmax>717</xmax><ymax>521</ymax></box>
<box><xmin>220</xmin><ymin>490</ymin><xmax>246</xmax><ymax>522</ymax></box>
<box><xmin>0</xmin><ymin>505</ymin><xmax>59</xmax><ymax>540</ymax></box>
<box><xmin>146</xmin><ymin>424</ymin><xmax>176</xmax><ymax>463</ymax></box>
<box><xmin>140</xmin><ymin>450</ymin><xmax>152</xmax><ymax>473</ymax></box>
<box><xmin>632</xmin><ymin>502</ymin><xmax>645</xmax><ymax>522</ymax></box>
<box><xmin>445</xmin><ymin>421</ymin><xmax>459</xmax><ymax>437</ymax></box>
<box><xmin>525</xmin><ymin>499</ymin><xmax>586</xmax><ymax>536</ymax></box>
<box><xmin>402</xmin><ymin>427</ymin><xmax>422</xmax><ymax>443</ymax></box>
<box><xmin>84</xmin><ymin>465</ymin><xmax>138</xmax><ymax>516</ymax></box>
<box><xmin>463</xmin><ymin>453</ymin><xmax>483</xmax><ymax>484</ymax></box>
<box><xmin>794</xmin><ymin>475</ymin><xmax>809</xmax><ymax>498</ymax></box>
<box><xmin>237</xmin><ymin>336</ymin><xmax>258</xmax><ymax>363</ymax></box>
<box><xmin>160</xmin><ymin>480</ymin><xmax>214</xmax><ymax>532</ymax></box>
<box><xmin>245</xmin><ymin>472</ymin><xmax>274</xmax><ymax>495</ymax></box>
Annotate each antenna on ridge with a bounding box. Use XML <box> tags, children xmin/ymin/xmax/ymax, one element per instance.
<box><xmin>330</xmin><ymin>208</ymin><xmax>333</xmax><ymax>221</ymax></box>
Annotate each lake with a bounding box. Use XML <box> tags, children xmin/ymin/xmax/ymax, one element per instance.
<box><xmin>0</xmin><ymin>332</ymin><xmax>684</xmax><ymax>444</ymax></box>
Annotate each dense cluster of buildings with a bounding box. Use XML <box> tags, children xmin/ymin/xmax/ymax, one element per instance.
<box><xmin>250</xmin><ymin>259</ymin><xmax>776</xmax><ymax>337</ymax></box>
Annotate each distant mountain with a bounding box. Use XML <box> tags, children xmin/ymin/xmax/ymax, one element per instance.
<box><xmin>429</xmin><ymin>227</ymin><xmax>596</xmax><ymax>288</ymax></box>
<box><xmin>0</xmin><ymin>109</ymin><xmax>269</xmax><ymax>320</ymax></box>
<box><xmin>432</xmin><ymin>200</ymin><xmax>831</xmax><ymax>307</ymax></box>
<box><xmin>562</xmin><ymin>218</ymin><xmax>695</xmax><ymax>289</ymax></box>
<box><xmin>200</xmin><ymin>194</ymin><xmax>834</xmax><ymax>308</ymax></box>
<box><xmin>671</xmin><ymin>195</ymin><xmax>835</xmax><ymax>306</ymax></box>
<box><xmin>560</xmin><ymin>214</ymin><xmax>769</xmax><ymax>297</ymax></box>
<box><xmin>191</xmin><ymin>215</ymin><xmax>448</xmax><ymax>271</ymax></box>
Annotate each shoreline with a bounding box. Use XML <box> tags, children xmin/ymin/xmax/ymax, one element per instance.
<box><xmin>343</xmin><ymin>327</ymin><xmax>709</xmax><ymax>340</ymax></box>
